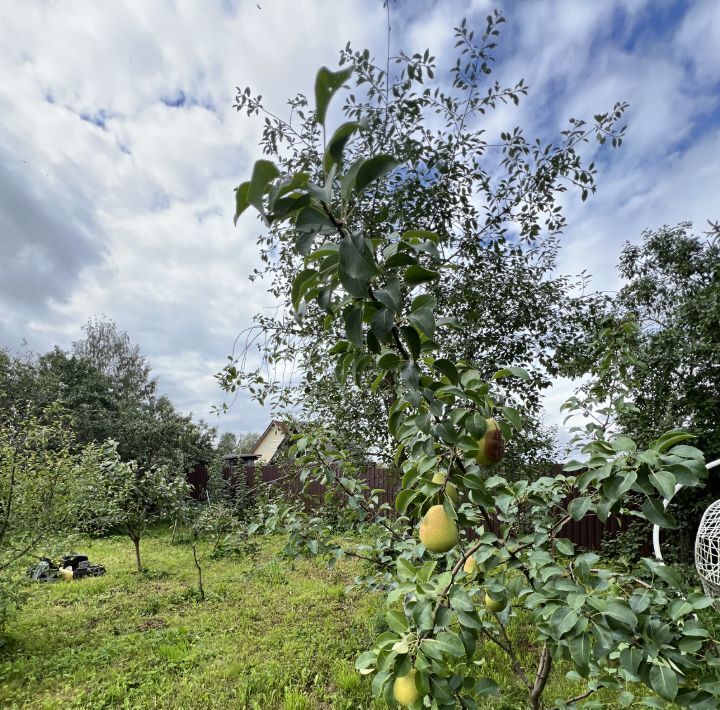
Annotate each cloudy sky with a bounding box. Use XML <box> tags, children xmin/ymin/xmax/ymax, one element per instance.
<box><xmin>1</xmin><ymin>0</ymin><xmax>718</xmax><ymax>440</ymax></box>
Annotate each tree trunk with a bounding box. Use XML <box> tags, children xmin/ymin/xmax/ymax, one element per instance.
<box><xmin>192</xmin><ymin>543</ymin><xmax>205</xmax><ymax>601</ymax></box>
<box><xmin>529</xmin><ymin>644</ymin><xmax>552</xmax><ymax>709</ymax></box>
<box><xmin>131</xmin><ymin>535</ymin><xmax>142</xmax><ymax>573</ymax></box>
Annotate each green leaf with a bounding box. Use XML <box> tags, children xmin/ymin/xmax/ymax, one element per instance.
<box><xmin>423</xmin><ymin>631</ymin><xmax>465</xmax><ymax>658</ymax></box>
<box><xmin>378</xmin><ymin>352</ymin><xmax>402</xmax><ymax>370</ymax></box>
<box><xmin>428</xmin><ymin>675</ymin><xmax>454</xmax><ymax>704</ymax></box>
<box><xmin>449</xmin><ymin>587</ymin><xmax>475</xmax><ymax>612</ymax></box>
<box><xmin>649</xmin><ymin>470</ymin><xmax>677</xmax><ymax>500</ymax></box>
<box><xmin>371</xmin><ymin>308</ymin><xmax>394</xmax><ymax>343</ymax></box>
<box><xmin>247</xmin><ymin>159</ymin><xmax>280</xmax><ymax>213</ymax></box>
<box><xmin>354</xmin><ymin>154</ymin><xmax>400</xmax><ymax>195</ymax></box>
<box><xmin>641</xmin><ymin>558</ymin><xmax>682</xmax><ymax>586</ymax></box>
<box><xmin>384</xmin><ymin>251</ymin><xmax>418</xmax><ymax>269</ymax></box>
<box><xmin>323</xmin><ymin>120</ymin><xmax>364</xmax><ymax>173</ymax></box>
<box><xmin>343</xmin><ymin>306</ymin><xmax>364</xmax><ymax>347</ymax></box>
<box><xmin>291</xmin><ymin>268</ymin><xmax>318</xmax><ymax>311</ymax></box>
<box><xmin>386</xmin><ymin>609</ymin><xmax>409</xmax><ymax>634</ymax></box>
<box><xmin>410</xmin><ymin>293</ymin><xmax>435</xmax><ymax>311</ymax></box>
<box><xmin>399</xmin><ymin>326</ymin><xmax>421</xmax><ymax>360</ymax></box>
<box><xmin>620</xmin><ymin>647</ymin><xmax>643</xmax><ymax>676</ymax></box>
<box><xmin>492</xmin><ymin>366</ymin><xmax>531</xmax><ymax>381</ymax></box>
<box><xmin>404</xmin><ymin>265</ymin><xmax>439</xmax><ymax>285</ymax></box>
<box><xmin>409</xmin><ymin>305</ymin><xmax>435</xmax><ymax>338</ymax></box>
<box><xmin>630</xmin><ymin>589</ymin><xmax>652</xmax><ymax>614</ymax></box>
<box><xmin>641</xmin><ymin>498</ymin><xmax>677</xmax><ymax>528</ymax></box>
<box><xmin>456</xmin><ymin>609</ymin><xmax>483</xmax><ymax>629</ymax></box>
<box><xmin>555</xmin><ymin>538</ymin><xmax>575</xmax><ymax>556</ymax></box>
<box><xmin>475</xmin><ymin>678</ymin><xmax>500</xmax><ymax>697</ymax></box>
<box><xmin>339</xmin><ymin>157</ymin><xmax>364</xmax><ymax>202</ymax></box>
<box><xmin>371</xmin><ymin>669</ymin><xmax>390</xmax><ymax>699</ymax></box>
<box><xmin>603</xmin><ymin>603</ymin><xmax>637</xmax><ymax>631</ymax></box>
<box><xmin>355</xmin><ymin>651</ymin><xmax>377</xmax><ymax>673</ymax></box>
<box><xmin>295</xmin><ymin>205</ymin><xmax>336</xmax><ymax>239</ymax></box>
<box><xmin>374</xmin><ymin>279</ymin><xmax>402</xmax><ymax>313</ymax></box>
<box><xmin>570</xmin><ymin>635</ymin><xmax>591</xmax><ymax>676</ymax></box>
<box><xmin>602</xmin><ymin>471</ymin><xmax>637</xmax><ymax>502</ymax></box>
<box><xmin>669</xmin><ymin>598</ymin><xmax>694</xmax><ymax>620</ymax></box>
<box><xmin>403</xmin><ymin>228</ymin><xmax>440</xmax><ymax>243</ymax></box>
<box><xmin>618</xmin><ymin>690</ymin><xmax>634</xmax><ymax>707</ymax></box>
<box><xmin>338</xmin><ymin>233</ymin><xmax>379</xmax><ymax>296</ymax></box>
<box><xmin>432</xmin><ymin>359</ymin><xmax>459</xmax><ymax>385</ymax></box>
<box><xmin>551</xmin><ymin>606</ymin><xmax>578</xmax><ymax>637</ymax></box>
<box><xmin>568</xmin><ymin>497</ymin><xmax>592</xmax><ymax>521</ymax></box>
<box><xmin>501</xmin><ymin>406</ymin><xmax>522</xmax><ymax>430</ymax></box>
<box><xmin>400</xmin><ymin>362</ymin><xmax>420</xmax><ymax>390</ymax></box>
<box><xmin>314</xmin><ymin>65</ymin><xmax>353</xmax><ymax>127</ymax></box>
<box><xmin>395</xmin><ymin>488</ymin><xmax>415</xmax><ymax>514</ymax></box>
<box><xmin>611</xmin><ymin>436</ymin><xmax>637</xmax><ymax>452</ymax></box>
<box><xmin>396</xmin><ymin>558</ymin><xmax>416</xmax><ymax>581</ymax></box>
<box><xmin>649</xmin><ymin>430</ymin><xmax>694</xmax><ymax>453</ymax></box>
<box><xmin>699</xmin><ymin>676</ymin><xmax>720</xmax><ymax>694</ymax></box>
<box><xmin>233</xmin><ymin>181</ymin><xmax>250</xmax><ymax>225</ymax></box>
<box><xmin>669</xmin><ymin>444</ymin><xmax>704</xmax><ymax>460</ymax></box>
<box><xmin>650</xmin><ymin>664</ymin><xmax>678</xmax><ymax>701</ymax></box>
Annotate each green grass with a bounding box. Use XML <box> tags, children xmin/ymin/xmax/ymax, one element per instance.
<box><xmin>0</xmin><ymin>531</ymin><xmax>384</xmax><ymax>709</ymax></box>
<box><xmin>0</xmin><ymin>530</ymin><xmax>683</xmax><ymax>708</ymax></box>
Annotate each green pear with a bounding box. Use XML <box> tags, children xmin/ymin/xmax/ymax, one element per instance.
<box><xmin>463</xmin><ymin>555</ymin><xmax>480</xmax><ymax>578</ymax></box>
<box><xmin>484</xmin><ymin>593</ymin><xmax>507</xmax><ymax>613</ymax></box>
<box><xmin>393</xmin><ymin>668</ymin><xmax>420</xmax><ymax>706</ymax></box>
<box><xmin>419</xmin><ymin>505</ymin><xmax>459</xmax><ymax>553</ymax></box>
<box><xmin>432</xmin><ymin>472</ymin><xmax>458</xmax><ymax>505</ymax></box>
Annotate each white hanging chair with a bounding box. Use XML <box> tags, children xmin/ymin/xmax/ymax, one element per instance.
<box><xmin>652</xmin><ymin>458</ymin><xmax>720</xmax><ymax>597</ymax></box>
<box><xmin>696</xmin><ymin>496</ymin><xmax>720</xmax><ymax>598</ymax></box>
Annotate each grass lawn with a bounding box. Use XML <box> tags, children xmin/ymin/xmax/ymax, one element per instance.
<box><xmin>0</xmin><ymin>529</ymin><xmax>684</xmax><ymax>709</ymax></box>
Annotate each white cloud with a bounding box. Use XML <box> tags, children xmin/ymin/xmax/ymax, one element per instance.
<box><xmin>1</xmin><ymin>0</ymin><xmax>718</xmax><ymax>445</ymax></box>
<box><xmin>675</xmin><ymin>0</ymin><xmax>720</xmax><ymax>82</ymax></box>
<box><xmin>0</xmin><ymin>0</ymin><xmax>386</xmax><ymax>435</ymax></box>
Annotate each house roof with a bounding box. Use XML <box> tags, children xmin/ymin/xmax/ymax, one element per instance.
<box><xmin>250</xmin><ymin>420</ymin><xmax>288</xmax><ymax>464</ymax></box>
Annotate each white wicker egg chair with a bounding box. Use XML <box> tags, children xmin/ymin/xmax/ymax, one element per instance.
<box><xmin>694</xmin><ymin>461</ymin><xmax>720</xmax><ymax>598</ymax></box>
<box><xmin>653</xmin><ymin>459</ymin><xmax>720</xmax><ymax>599</ymax></box>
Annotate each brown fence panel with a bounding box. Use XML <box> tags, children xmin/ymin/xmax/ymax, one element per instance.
<box><xmin>188</xmin><ymin>463</ymin><xmax>637</xmax><ymax>552</ymax></box>
<box><xmin>187</xmin><ymin>464</ymin><xmax>209</xmax><ymax>500</ymax></box>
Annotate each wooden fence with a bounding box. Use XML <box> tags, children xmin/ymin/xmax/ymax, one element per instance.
<box><xmin>187</xmin><ymin>462</ymin><xmax>639</xmax><ymax>553</ymax></box>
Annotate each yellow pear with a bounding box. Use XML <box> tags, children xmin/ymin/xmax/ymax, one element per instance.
<box><xmin>58</xmin><ymin>566</ymin><xmax>74</xmax><ymax>581</ymax></box>
<box><xmin>475</xmin><ymin>418</ymin><xmax>505</xmax><ymax>466</ymax></box>
<box><xmin>484</xmin><ymin>593</ymin><xmax>507</xmax><ymax>613</ymax></box>
<box><xmin>431</xmin><ymin>472</ymin><xmax>458</xmax><ymax>505</ymax></box>
<box><xmin>419</xmin><ymin>505</ymin><xmax>458</xmax><ymax>553</ymax></box>
<box><xmin>463</xmin><ymin>555</ymin><xmax>480</xmax><ymax>578</ymax></box>
<box><xmin>393</xmin><ymin>668</ymin><xmax>420</xmax><ymax>706</ymax></box>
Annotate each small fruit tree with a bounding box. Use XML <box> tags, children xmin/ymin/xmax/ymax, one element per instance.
<box><xmin>0</xmin><ymin>405</ymin><xmax>80</xmax><ymax>635</ymax></box>
<box><xmin>229</xmin><ymin>39</ymin><xmax>719</xmax><ymax>710</ymax></box>
<box><xmin>74</xmin><ymin>441</ymin><xmax>190</xmax><ymax>573</ymax></box>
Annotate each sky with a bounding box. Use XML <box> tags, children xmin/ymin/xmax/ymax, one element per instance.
<box><xmin>1</xmin><ymin>0</ymin><xmax>718</xmax><ymax>441</ymax></box>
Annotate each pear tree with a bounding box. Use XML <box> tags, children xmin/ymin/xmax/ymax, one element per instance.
<box><xmin>228</xmin><ymin>24</ymin><xmax>719</xmax><ymax>710</ymax></box>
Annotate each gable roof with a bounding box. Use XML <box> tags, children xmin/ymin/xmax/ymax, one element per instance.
<box><xmin>250</xmin><ymin>420</ymin><xmax>287</xmax><ymax>464</ymax></box>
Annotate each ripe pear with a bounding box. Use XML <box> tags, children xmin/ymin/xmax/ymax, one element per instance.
<box><xmin>475</xmin><ymin>418</ymin><xmax>505</xmax><ymax>466</ymax></box>
<box><xmin>393</xmin><ymin>668</ymin><xmax>420</xmax><ymax>706</ymax></box>
<box><xmin>431</xmin><ymin>472</ymin><xmax>458</xmax><ymax>505</ymax></box>
<box><xmin>484</xmin><ymin>593</ymin><xmax>507</xmax><ymax>613</ymax></box>
<box><xmin>58</xmin><ymin>566</ymin><xmax>74</xmax><ymax>582</ymax></box>
<box><xmin>463</xmin><ymin>555</ymin><xmax>480</xmax><ymax>578</ymax></box>
<box><xmin>419</xmin><ymin>505</ymin><xmax>459</xmax><ymax>553</ymax></box>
